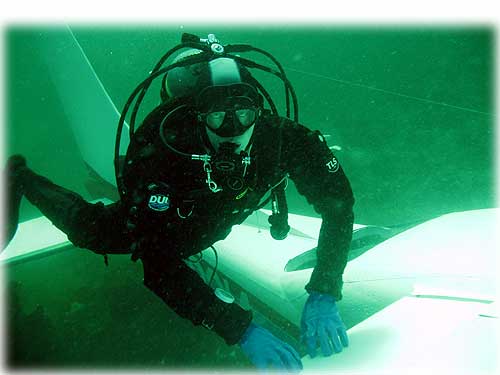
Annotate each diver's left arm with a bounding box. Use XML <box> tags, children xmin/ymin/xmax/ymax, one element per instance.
<box><xmin>281</xmin><ymin>121</ymin><xmax>354</xmax><ymax>357</ymax></box>
<box><xmin>282</xmin><ymin>121</ymin><xmax>355</xmax><ymax>299</ymax></box>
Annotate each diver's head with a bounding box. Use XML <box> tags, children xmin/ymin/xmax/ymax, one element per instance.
<box><xmin>166</xmin><ymin>55</ymin><xmax>262</xmax><ymax>153</ymax></box>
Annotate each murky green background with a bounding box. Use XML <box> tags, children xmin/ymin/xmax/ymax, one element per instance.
<box><xmin>4</xmin><ymin>24</ymin><xmax>495</xmax><ymax>370</ymax></box>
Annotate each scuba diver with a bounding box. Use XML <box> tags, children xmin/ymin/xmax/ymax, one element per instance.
<box><xmin>4</xmin><ymin>33</ymin><xmax>354</xmax><ymax>371</ymax></box>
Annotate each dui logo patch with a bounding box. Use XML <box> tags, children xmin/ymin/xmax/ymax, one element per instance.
<box><xmin>148</xmin><ymin>194</ymin><xmax>170</xmax><ymax>211</ymax></box>
<box><xmin>326</xmin><ymin>156</ymin><xmax>340</xmax><ymax>173</ymax></box>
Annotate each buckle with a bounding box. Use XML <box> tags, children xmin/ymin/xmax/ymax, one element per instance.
<box><xmin>201</xmin><ymin>318</ymin><xmax>214</xmax><ymax>330</ymax></box>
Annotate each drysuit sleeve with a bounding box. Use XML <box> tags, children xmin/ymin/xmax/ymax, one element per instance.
<box><xmin>141</xmin><ymin>248</ymin><xmax>253</xmax><ymax>346</ymax></box>
<box><xmin>64</xmin><ymin>201</ymin><xmax>135</xmax><ymax>254</ymax></box>
<box><xmin>15</xmin><ymin>166</ymin><xmax>133</xmax><ymax>254</ymax></box>
<box><xmin>281</xmin><ymin>122</ymin><xmax>355</xmax><ymax>301</ymax></box>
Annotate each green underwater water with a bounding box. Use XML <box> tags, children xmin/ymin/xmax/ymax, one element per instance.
<box><xmin>4</xmin><ymin>25</ymin><xmax>496</xmax><ymax>369</ymax></box>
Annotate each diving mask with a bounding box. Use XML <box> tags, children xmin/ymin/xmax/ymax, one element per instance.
<box><xmin>198</xmin><ymin>98</ymin><xmax>259</xmax><ymax>139</ymax></box>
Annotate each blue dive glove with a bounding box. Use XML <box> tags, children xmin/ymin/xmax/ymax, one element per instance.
<box><xmin>239</xmin><ymin>322</ymin><xmax>303</xmax><ymax>372</ymax></box>
<box><xmin>300</xmin><ymin>292</ymin><xmax>349</xmax><ymax>358</ymax></box>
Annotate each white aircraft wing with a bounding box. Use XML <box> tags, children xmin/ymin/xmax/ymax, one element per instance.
<box><xmin>302</xmin><ymin>296</ymin><xmax>497</xmax><ymax>374</ymax></box>
<box><xmin>193</xmin><ymin>207</ymin><xmax>498</xmax><ymax>373</ymax></box>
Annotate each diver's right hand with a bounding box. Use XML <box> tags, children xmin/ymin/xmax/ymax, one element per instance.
<box><xmin>239</xmin><ymin>322</ymin><xmax>303</xmax><ymax>372</ymax></box>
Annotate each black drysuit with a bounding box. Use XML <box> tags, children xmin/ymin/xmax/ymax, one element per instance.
<box><xmin>15</xmin><ymin>101</ymin><xmax>354</xmax><ymax>345</ymax></box>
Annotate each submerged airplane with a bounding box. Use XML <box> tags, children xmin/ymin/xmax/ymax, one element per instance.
<box><xmin>3</xmin><ymin>27</ymin><xmax>498</xmax><ymax>373</ymax></box>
